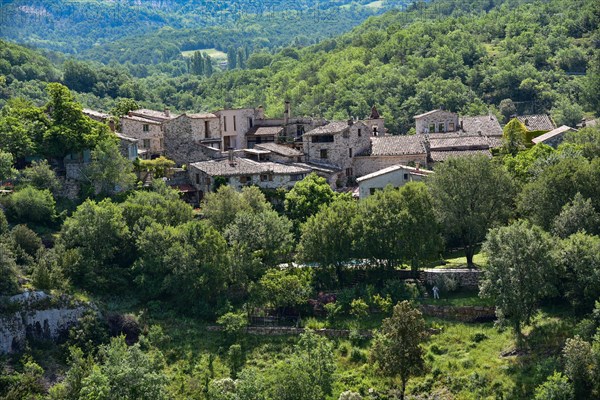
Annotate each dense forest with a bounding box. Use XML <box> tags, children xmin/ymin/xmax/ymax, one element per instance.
<box><xmin>1</xmin><ymin>0</ymin><xmax>600</xmax><ymax>398</ymax></box>
<box><xmin>0</xmin><ymin>0</ymin><xmax>598</xmax><ymax>134</ymax></box>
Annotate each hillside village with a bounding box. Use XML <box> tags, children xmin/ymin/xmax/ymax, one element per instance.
<box><xmin>80</xmin><ymin>102</ymin><xmax>573</xmax><ymax>201</ymax></box>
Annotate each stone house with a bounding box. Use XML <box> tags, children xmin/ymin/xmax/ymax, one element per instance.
<box><xmin>188</xmin><ymin>156</ymin><xmax>312</xmax><ymax>202</ymax></box>
<box><xmin>162</xmin><ymin>113</ymin><xmax>222</xmax><ymax>166</ymax></box>
<box><xmin>415</xmin><ymin>109</ymin><xmax>460</xmax><ymax>134</ymax></box>
<box><xmin>356</xmin><ymin>164</ymin><xmax>433</xmax><ymax>199</ymax></box>
<box><xmin>531</xmin><ymin>125</ymin><xmax>576</xmax><ymax>148</ymax></box>
<box><xmin>120</xmin><ymin>109</ymin><xmax>178</xmax><ymax>159</ymax></box>
<box><xmin>214</xmin><ymin>108</ymin><xmax>258</xmax><ymax>150</ymax></box>
<box><xmin>353</xmin><ymin>135</ymin><xmax>428</xmax><ymax>176</ymax></box>
<box><xmin>302</xmin><ymin>120</ymin><xmax>371</xmax><ymax>184</ymax></box>
<box><xmin>114</xmin><ymin>132</ymin><xmax>139</xmax><ymax>161</ymax></box>
<box><xmin>426</xmin><ymin>134</ymin><xmax>494</xmax><ymax>163</ymax></box>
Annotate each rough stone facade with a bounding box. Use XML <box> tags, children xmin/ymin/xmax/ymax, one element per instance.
<box><xmin>353</xmin><ymin>154</ymin><xmax>427</xmax><ymax>176</ymax></box>
<box><xmin>419</xmin><ymin>305</ymin><xmax>496</xmax><ymax>322</ymax></box>
<box><xmin>162</xmin><ymin>114</ymin><xmax>221</xmax><ymax>166</ymax></box>
<box><xmin>303</xmin><ymin>121</ymin><xmax>371</xmax><ymax>182</ymax></box>
<box><xmin>421</xmin><ymin>268</ymin><xmax>482</xmax><ymax>290</ymax></box>
<box><xmin>415</xmin><ymin>110</ymin><xmax>460</xmax><ymax>134</ymax></box>
<box><xmin>121</xmin><ymin>118</ymin><xmax>164</xmax><ymax>157</ymax></box>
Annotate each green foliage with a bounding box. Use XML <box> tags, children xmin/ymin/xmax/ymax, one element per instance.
<box><xmin>0</xmin><ymin>241</ymin><xmax>19</xmax><ymax>295</ymax></box>
<box><xmin>254</xmin><ymin>268</ymin><xmax>313</xmax><ymax>311</ymax></box>
<box><xmin>3</xmin><ymin>186</ymin><xmax>57</xmax><ymax>226</ymax></box>
<box><xmin>84</xmin><ymin>137</ymin><xmax>136</xmax><ymax>197</ymax></box>
<box><xmin>503</xmin><ymin>143</ymin><xmax>555</xmax><ymax>183</ymax></box>
<box><xmin>284</xmin><ymin>173</ymin><xmax>336</xmax><ymax>224</ymax></box>
<box><xmin>552</xmin><ymin>193</ymin><xmax>600</xmax><ymax>238</ymax></box>
<box><xmin>558</xmin><ymin>233</ymin><xmax>600</xmax><ymax>313</ymax></box>
<box><xmin>551</xmin><ymin>98</ymin><xmax>583</xmax><ymax>128</ymax></box>
<box><xmin>58</xmin><ymin>198</ymin><xmax>131</xmax><ymax>291</ymax></box>
<box><xmin>298</xmin><ymin>196</ymin><xmax>358</xmax><ymax>268</ymax></box>
<box><xmin>68</xmin><ymin>310</ymin><xmax>110</xmax><ymax>355</ymax></box>
<box><xmin>11</xmin><ymin>224</ymin><xmax>42</xmax><ymax>265</ymax></box>
<box><xmin>563</xmin><ymin>126</ymin><xmax>600</xmax><ymax>160</ymax></box>
<box><xmin>0</xmin><ymin>149</ymin><xmax>15</xmax><ymax>181</ymax></box>
<box><xmin>296</xmin><ymin>330</ymin><xmax>336</xmax><ymax>395</ymax></box>
<box><xmin>371</xmin><ymin>301</ymin><xmax>426</xmax><ymax>399</ymax></box>
<box><xmin>135</xmin><ymin>156</ymin><xmax>176</xmax><ymax>179</ymax></box>
<box><xmin>502</xmin><ymin>118</ymin><xmax>528</xmax><ymax>155</ymax></box>
<box><xmin>110</xmin><ymin>98</ymin><xmax>140</xmax><ymax>118</ymax></box>
<box><xmin>217</xmin><ymin>312</ymin><xmax>248</xmax><ymax>343</ymax></box>
<box><xmin>428</xmin><ymin>155</ymin><xmax>516</xmax><ymax>266</ymax></box>
<box><xmin>480</xmin><ymin>220</ymin><xmax>556</xmax><ymax>343</ymax></box>
<box><xmin>120</xmin><ymin>180</ymin><xmax>192</xmax><ymax>234</ymax></box>
<box><xmin>0</xmin><ymin>208</ymin><xmax>8</xmax><ymax>235</ymax></box>
<box><xmin>534</xmin><ymin>372</ymin><xmax>574</xmax><ymax>400</ymax></box>
<box><xmin>18</xmin><ymin>160</ymin><xmax>61</xmax><ymax>193</ymax></box>
<box><xmin>227</xmin><ymin>344</ymin><xmax>244</xmax><ymax>379</ymax></box>
<box><xmin>203</xmin><ymin>185</ymin><xmax>270</xmax><ymax>232</ymax></box>
<box><xmin>562</xmin><ymin>336</ymin><xmax>593</xmax><ymax>399</ymax></box>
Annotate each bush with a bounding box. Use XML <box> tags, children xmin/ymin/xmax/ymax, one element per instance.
<box><xmin>4</xmin><ymin>186</ymin><xmax>56</xmax><ymax>226</ymax></box>
<box><xmin>434</xmin><ymin>274</ymin><xmax>459</xmax><ymax>293</ymax></box>
<box><xmin>303</xmin><ymin>317</ymin><xmax>326</xmax><ymax>329</ymax></box>
<box><xmin>382</xmin><ymin>279</ymin><xmax>420</xmax><ymax>302</ymax></box>
<box><xmin>350</xmin><ymin>298</ymin><xmax>369</xmax><ymax>319</ymax></box>
<box><xmin>11</xmin><ymin>224</ymin><xmax>42</xmax><ymax>263</ymax></box>
<box><xmin>349</xmin><ymin>347</ymin><xmax>366</xmax><ymax>363</ymax></box>
<box><xmin>470</xmin><ymin>332</ymin><xmax>488</xmax><ymax>343</ymax></box>
<box><xmin>217</xmin><ymin>311</ymin><xmax>248</xmax><ymax>342</ymax></box>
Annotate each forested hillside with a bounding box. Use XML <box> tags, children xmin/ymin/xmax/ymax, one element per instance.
<box><xmin>1</xmin><ymin>0</ymin><xmax>597</xmax><ymax>134</ymax></box>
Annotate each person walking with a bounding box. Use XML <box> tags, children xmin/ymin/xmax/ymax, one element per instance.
<box><xmin>432</xmin><ymin>285</ymin><xmax>440</xmax><ymax>300</ymax></box>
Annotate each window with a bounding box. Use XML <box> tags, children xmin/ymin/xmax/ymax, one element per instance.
<box><xmin>240</xmin><ymin>176</ymin><xmax>252</xmax><ymax>184</ymax></box>
<box><xmin>248</xmin><ymin>117</ymin><xmax>253</xmax><ymax>128</ymax></box>
<box><xmin>346</xmin><ymin>168</ymin><xmax>353</xmax><ymax>177</ymax></box>
<box><xmin>290</xmin><ymin>174</ymin><xmax>303</xmax><ymax>181</ymax></box>
<box><xmin>312</xmin><ymin>135</ymin><xmax>334</xmax><ymax>143</ymax></box>
<box><xmin>349</xmin><ymin>148</ymin><xmax>353</xmax><ymax>158</ymax></box>
<box><xmin>142</xmin><ymin>139</ymin><xmax>150</xmax><ymax>149</ymax></box>
<box><xmin>403</xmin><ymin>173</ymin><xmax>409</xmax><ymax>180</ymax></box>
<box><xmin>449</xmin><ymin>122</ymin><xmax>455</xmax><ymax>131</ymax></box>
<box><xmin>143</xmin><ymin>124</ymin><xmax>149</xmax><ymax>132</ymax></box>
<box><xmin>320</xmin><ymin>149</ymin><xmax>328</xmax><ymax>159</ymax></box>
<box><xmin>224</xmin><ymin>116</ymin><xmax>227</xmax><ymax>132</ymax></box>
<box><xmin>233</xmin><ymin>115</ymin><xmax>237</xmax><ymax>131</ymax></box>
<box><xmin>358</xmin><ymin>128</ymin><xmax>362</xmax><ymax>137</ymax></box>
<box><xmin>205</xmin><ymin>121</ymin><xmax>211</xmax><ymax>138</ymax></box>
<box><xmin>373</xmin><ymin>126</ymin><xmax>378</xmax><ymax>135</ymax></box>
<box><xmin>439</xmin><ymin>123</ymin><xmax>445</xmax><ymax>132</ymax></box>
<box><xmin>195</xmin><ymin>173</ymin><xmax>200</xmax><ymax>185</ymax></box>
<box><xmin>342</xmin><ymin>130</ymin><xmax>349</xmax><ymax>138</ymax></box>
<box><xmin>429</xmin><ymin>123</ymin><xmax>435</xmax><ymax>133</ymax></box>
<box><xmin>260</xmin><ymin>174</ymin><xmax>269</xmax><ymax>182</ymax></box>
<box><xmin>205</xmin><ymin>178</ymin><xmax>211</xmax><ymax>185</ymax></box>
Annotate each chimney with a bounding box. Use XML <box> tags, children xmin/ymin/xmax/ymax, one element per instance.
<box><xmin>347</xmin><ymin>119</ymin><xmax>353</xmax><ymax>126</ymax></box>
<box><xmin>164</xmin><ymin>108</ymin><xmax>170</xmax><ymax>118</ymax></box>
<box><xmin>108</xmin><ymin>119</ymin><xmax>116</xmax><ymax>132</ymax></box>
<box><xmin>127</xmin><ymin>111</ymin><xmax>132</xmax><ymax>117</ymax></box>
<box><xmin>283</xmin><ymin>101</ymin><xmax>290</xmax><ymax>125</ymax></box>
<box><xmin>285</xmin><ymin>101</ymin><xmax>291</xmax><ymax>118</ymax></box>
<box><xmin>228</xmin><ymin>148</ymin><xmax>234</xmax><ymax>163</ymax></box>
<box><xmin>257</xmin><ymin>105</ymin><xmax>265</xmax><ymax>120</ymax></box>
<box><xmin>460</xmin><ymin>120</ymin><xmax>463</xmax><ymax>130</ymax></box>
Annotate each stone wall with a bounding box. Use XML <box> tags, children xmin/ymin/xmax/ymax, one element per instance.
<box><xmin>163</xmin><ymin>115</ymin><xmax>222</xmax><ymax>166</ymax></box>
<box><xmin>421</xmin><ymin>268</ymin><xmax>482</xmax><ymax>290</ymax></box>
<box><xmin>415</xmin><ymin>110</ymin><xmax>459</xmax><ymax>134</ymax></box>
<box><xmin>207</xmin><ymin>325</ymin><xmax>372</xmax><ymax>339</ymax></box>
<box><xmin>121</xmin><ymin>119</ymin><xmax>164</xmax><ymax>156</ymax></box>
<box><xmin>419</xmin><ymin>305</ymin><xmax>496</xmax><ymax>322</ymax></box>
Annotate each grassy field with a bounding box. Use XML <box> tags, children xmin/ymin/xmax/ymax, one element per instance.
<box><xmin>438</xmin><ymin>247</ymin><xmax>488</xmax><ymax>269</ymax></box>
<box><xmin>181</xmin><ymin>48</ymin><xmax>228</xmax><ymax>61</ymax></box>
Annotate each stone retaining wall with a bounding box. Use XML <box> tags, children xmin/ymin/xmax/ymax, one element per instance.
<box><xmin>421</xmin><ymin>268</ymin><xmax>482</xmax><ymax>290</ymax></box>
<box><xmin>419</xmin><ymin>305</ymin><xmax>496</xmax><ymax>322</ymax></box>
<box><xmin>207</xmin><ymin>326</ymin><xmax>372</xmax><ymax>339</ymax></box>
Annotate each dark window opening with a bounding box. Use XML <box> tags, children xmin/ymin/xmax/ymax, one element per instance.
<box><xmin>312</xmin><ymin>135</ymin><xmax>334</xmax><ymax>143</ymax></box>
<box><xmin>320</xmin><ymin>149</ymin><xmax>328</xmax><ymax>159</ymax></box>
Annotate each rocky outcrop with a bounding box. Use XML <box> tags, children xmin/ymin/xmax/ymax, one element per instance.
<box><xmin>0</xmin><ymin>291</ymin><xmax>88</xmax><ymax>354</ymax></box>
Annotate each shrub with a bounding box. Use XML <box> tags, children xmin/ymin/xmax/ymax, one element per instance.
<box><xmin>304</xmin><ymin>317</ymin><xmax>326</xmax><ymax>330</ymax></box>
<box><xmin>371</xmin><ymin>293</ymin><xmax>392</xmax><ymax>314</ymax></box>
<box><xmin>434</xmin><ymin>274</ymin><xmax>459</xmax><ymax>293</ymax></box>
<box><xmin>349</xmin><ymin>347</ymin><xmax>366</xmax><ymax>363</ymax></box>
<box><xmin>470</xmin><ymin>332</ymin><xmax>488</xmax><ymax>343</ymax></box>
<box><xmin>339</xmin><ymin>391</ymin><xmax>362</xmax><ymax>400</ymax></box>
<box><xmin>350</xmin><ymin>298</ymin><xmax>369</xmax><ymax>319</ymax></box>
<box><xmin>4</xmin><ymin>186</ymin><xmax>56</xmax><ymax>226</ymax></box>
<box><xmin>12</xmin><ymin>224</ymin><xmax>42</xmax><ymax>261</ymax></box>
<box><xmin>217</xmin><ymin>311</ymin><xmax>248</xmax><ymax>342</ymax></box>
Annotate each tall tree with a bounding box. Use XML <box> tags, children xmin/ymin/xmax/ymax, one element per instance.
<box><xmin>284</xmin><ymin>173</ymin><xmax>336</xmax><ymax>224</ymax></box>
<box><xmin>428</xmin><ymin>155</ymin><xmax>516</xmax><ymax>267</ymax></box>
<box><xmin>480</xmin><ymin>220</ymin><xmax>555</xmax><ymax>345</ymax></box>
<box><xmin>502</xmin><ymin>118</ymin><xmax>528</xmax><ymax>155</ymax></box>
<box><xmin>371</xmin><ymin>301</ymin><xmax>426</xmax><ymax>400</ymax></box>
<box><xmin>83</xmin><ymin>137</ymin><xmax>136</xmax><ymax>197</ymax></box>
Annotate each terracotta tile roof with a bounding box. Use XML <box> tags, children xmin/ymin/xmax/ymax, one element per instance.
<box><xmin>83</xmin><ymin>109</ymin><xmax>109</xmax><ymax>119</ymax></box>
<box><xmin>247</xmin><ymin>126</ymin><xmax>284</xmax><ymax>136</ymax></box>
<box><xmin>428</xmin><ymin>136</ymin><xmax>491</xmax><ymax>150</ymax></box>
<box><xmin>304</xmin><ymin>121</ymin><xmax>350</xmax><ymax>136</ymax></box>
<box><xmin>360</xmin><ymin>135</ymin><xmax>427</xmax><ymax>156</ymax></box>
<box><xmin>130</xmin><ymin>109</ymin><xmax>178</xmax><ymax>122</ymax></box>
<box><xmin>429</xmin><ymin>149</ymin><xmax>492</xmax><ymax>162</ymax></box>
<box><xmin>517</xmin><ymin>115</ymin><xmax>555</xmax><ymax>131</ymax></box>
<box><xmin>185</xmin><ymin>113</ymin><xmax>217</xmax><ymax>119</ymax></box>
<box><xmin>460</xmin><ymin>115</ymin><xmax>503</xmax><ymax>136</ymax></box>
<box><xmin>532</xmin><ymin>125</ymin><xmax>575</xmax><ymax>144</ymax></box>
<box><xmin>254</xmin><ymin>143</ymin><xmax>303</xmax><ymax>157</ymax></box>
<box><xmin>190</xmin><ymin>158</ymin><xmax>311</xmax><ymax>177</ymax></box>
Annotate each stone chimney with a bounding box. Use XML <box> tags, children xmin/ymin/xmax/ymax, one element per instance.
<box><xmin>164</xmin><ymin>108</ymin><xmax>170</xmax><ymax>118</ymax></box>
<box><xmin>228</xmin><ymin>148</ymin><xmax>234</xmax><ymax>163</ymax></box>
<box><xmin>347</xmin><ymin>119</ymin><xmax>353</xmax><ymax>126</ymax></box>
<box><xmin>283</xmin><ymin>101</ymin><xmax>291</xmax><ymax>125</ymax></box>
<box><xmin>460</xmin><ymin>120</ymin><xmax>463</xmax><ymax>130</ymax></box>
<box><xmin>257</xmin><ymin>105</ymin><xmax>265</xmax><ymax>120</ymax></box>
